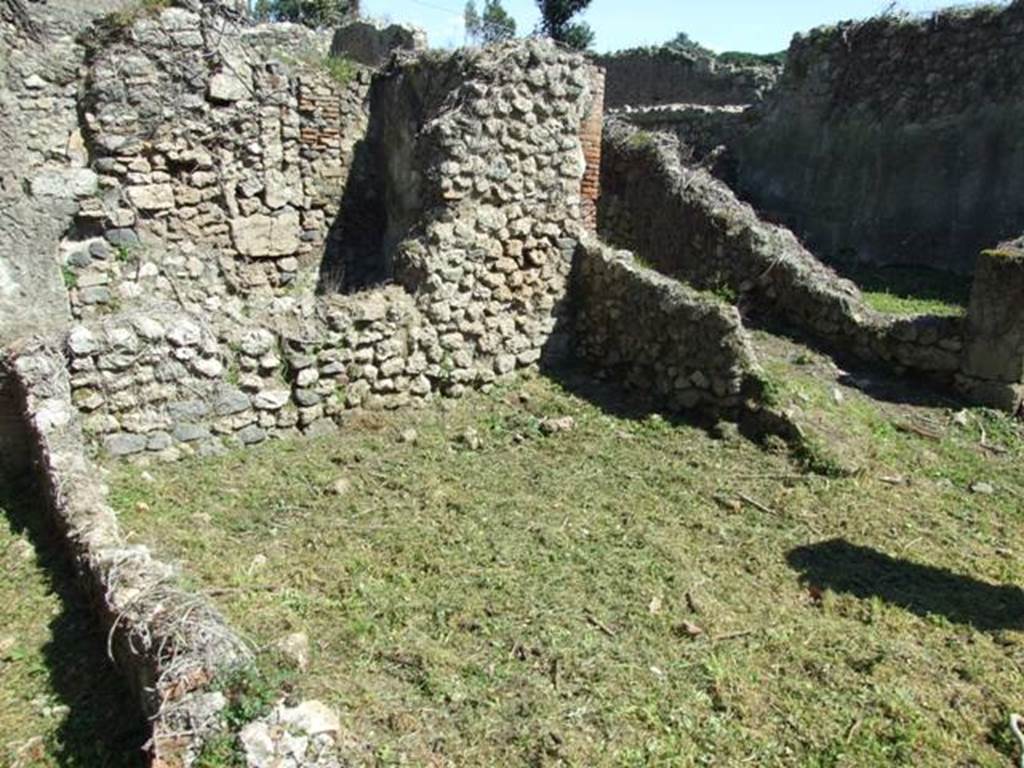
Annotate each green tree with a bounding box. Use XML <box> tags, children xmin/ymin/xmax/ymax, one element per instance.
<box><xmin>252</xmin><ymin>0</ymin><xmax>359</xmax><ymax>27</ymax></box>
<box><xmin>665</xmin><ymin>32</ymin><xmax>714</xmax><ymax>57</ymax></box>
<box><xmin>465</xmin><ymin>0</ymin><xmax>516</xmax><ymax>45</ymax></box>
<box><xmin>464</xmin><ymin>0</ymin><xmax>481</xmax><ymax>41</ymax></box>
<box><xmin>535</xmin><ymin>0</ymin><xmax>594</xmax><ymax>50</ymax></box>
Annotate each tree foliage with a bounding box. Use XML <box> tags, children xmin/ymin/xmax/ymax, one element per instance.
<box><xmin>464</xmin><ymin>0</ymin><xmax>516</xmax><ymax>45</ymax></box>
<box><xmin>252</xmin><ymin>0</ymin><xmax>359</xmax><ymax>28</ymax></box>
<box><xmin>535</xmin><ymin>0</ymin><xmax>594</xmax><ymax>50</ymax></box>
<box><xmin>665</xmin><ymin>31</ymin><xmax>714</xmax><ymax>57</ymax></box>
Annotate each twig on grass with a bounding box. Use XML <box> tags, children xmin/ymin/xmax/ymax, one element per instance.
<box><xmin>584</xmin><ymin>611</ymin><xmax>616</xmax><ymax>638</ymax></box>
<box><xmin>894</xmin><ymin>420</ymin><xmax>943</xmax><ymax>441</ymax></box>
<box><xmin>739</xmin><ymin>493</ymin><xmax>776</xmax><ymax>515</ymax></box>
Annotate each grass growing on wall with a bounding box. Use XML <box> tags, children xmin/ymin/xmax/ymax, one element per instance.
<box><xmin>99</xmin><ymin>0</ymin><xmax>173</xmax><ymax>36</ymax></box>
<box><xmin>110</xmin><ymin>371</ymin><xmax>1024</xmax><ymax>766</ymax></box>
<box><xmin>322</xmin><ymin>55</ymin><xmax>359</xmax><ymax>87</ymax></box>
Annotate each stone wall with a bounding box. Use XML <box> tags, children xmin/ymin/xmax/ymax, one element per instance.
<box><xmin>61</xmin><ymin>24</ymin><xmax>598</xmax><ymax>460</ymax></box>
<box><xmin>70</xmin><ymin>6</ymin><xmax>372</xmax><ymax>309</ymax></box>
<box><xmin>0</xmin><ymin>0</ymin><xmax>103</xmax><ymax>344</ymax></box>
<box><xmin>2</xmin><ymin>339</ymin><xmax>249</xmax><ymax>765</ymax></box>
<box><xmin>572</xmin><ymin>237</ymin><xmax>764</xmax><ymax>411</ymax></box>
<box><xmin>734</xmin><ymin>2</ymin><xmax>1024</xmax><ymax>273</ymax></box>
<box><xmin>611</xmin><ymin>103</ymin><xmax>753</xmax><ymax>171</ymax></box>
<box><xmin>599</xmin><ymin>121</ymin><xmax>967</xmax><ymax>382</ymax></box>
<box><xmin>958</xmin><ymin>240</ymin><xmax>1024</xmax><ymax>413</ymax></box>
<box><xmin>594</xmin><ymin>47</ymin><xmax>778</xmax><ymax>109</ymax></box>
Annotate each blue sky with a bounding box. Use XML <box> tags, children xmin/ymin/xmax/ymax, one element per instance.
<box><xmin>362</xmin><ymin>0</ymin><xmax>1001</xmax><ymax>53</ymax></box>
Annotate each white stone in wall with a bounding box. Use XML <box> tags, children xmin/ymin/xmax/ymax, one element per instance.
<box><xmin>231</xmin><ymin>212</ymin><xmax>301</xmax><ymax>258</ymax></box>
<box><xmin>30</xmin><ymin>168</ymin><xmax>98</xmax><ymax>199</ymax></box>
<box><xmin>67</xmin><ymin>326</ymin><xmax>98</xmax><ymax>356</ymax></box>
<box><xmin>166</xmin><ymin>320</ymin><xmax>201</xmax><ymax>347</ymax></box>
<box><xmin>208</xmin><ymin>71</ymin><xmax>250</xmax><ymax>103</ymax></box>
<box><xmin>126</xmin><ymin>184</ymin><xmax>176</xmax><ymax>211</ymax></box>
<box><xmin>253</xmin><ymin>390</ymin><xmax>290</xmax><ymax>410</ymax></box>
<box><xmin>264</xmin><ymin>168</ymin><xmax>302</xmax><ymax>210</ymax></box>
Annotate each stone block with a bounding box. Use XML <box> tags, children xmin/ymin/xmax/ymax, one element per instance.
<box><xmin>962</xmin><ymin>243</ymin><xmax>1024</xmax><ymax>384</ymax></box>
<box><xmin>231</xmin><ymin>212</ymin><xmax>301</xmax><ymax>258</ymax></box>
<box><xmin>330</xmin><ymin>20</ymin><xmax>426</xmax><ymax>67</ymax></box>
<box><xmin>104</xmin><ymin>432</ymin><xmax>147</xmax><ymax>456</ymax></box>
<box><xmin>30</xmin><ymin>168</ymin><xmax>98</xmax><ymax>199</ymax></box>
<box><xmin>126</xmin><ymin>184</ymin><xmax>176</xmax><ymax>211</ymax></box>
<box><xmin>208</xmin><ymin>71</ymin><xmax>249</xmax><ymax>103</ymax></box>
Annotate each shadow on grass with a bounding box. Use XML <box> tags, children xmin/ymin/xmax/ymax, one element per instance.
<box><xmin>787</xmin><ymin>538</ymin><xmax>1024</xmax><ymax>631</ymax></box>
<box><xmin>0</xmin><ymin>481</ymin><xmax>147</xmax><ymax>768</ymax></box>
<box><xmin>744</xmin><ymin>311</ymin><xmax>962</xmax><ymax>410</ymax></box>
<box><xmin>539</xmin><ymin>359</ymin><xmax>740</xmax><ymax>437</ymax></box>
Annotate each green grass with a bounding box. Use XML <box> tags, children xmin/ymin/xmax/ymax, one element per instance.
<box><xmin>105</xmin><ymin>0</ymin><xmax>171</xmax><ymax>28</ymax></box>
<box><xmin>0</xmin><ymin>485</ymin><xmax>146</xmax><ymax>767</ymax></box>
<box><xmin>841</xmin><ymin>265</ymin><xmax>970</xmax><ymax>317</ymax></box>
<box><xmin>109</xmin><ymin>372</ymin><xmax>1024</xmax><ymax>766</ymax></box>
<box><xmin>322</xmin><ymin>55</ymin><xmax>359</xmax><ymax>88</ymax></box>
<box><xmin>717</xmin><ymin>50</ymin><xmax>786</xmax><ymax>67</ymax></box>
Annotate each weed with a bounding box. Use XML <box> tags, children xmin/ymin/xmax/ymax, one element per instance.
<box><xmin>225</xmin><ymin>354</ymin><xmax>241</xmax><ymax>386</ymax></box>
<box><xmin>718</xmin><ymin>50</ymin><xmax>786</xmax><ymax>67</ymax></box>
<box><xmin>62</xmin><ymin>266</ymin><xmax>78</xmax><ymax>289</ymax></box>
<box><xmin>100</xmin><ymin>0</ymin><xmax>173</xmax><ymax>35</ymax></box>
<box><xmin>192</xmin><ymin>661</ymin><xmax>295</xmax><ymax>767</ymax></box>
<box><xmin>217</xmin><ymin>663</ymin><xmax>293</xmax><ymax>731</ymax></box>
<box><xmin>115</xmin><ymin>244</ymin><xmax>138</xmax><ymax>264</ymax></box>
<box><xmin>193</xmin><ymin>733</ymin><xmax>243</xmax><ymax>768</ymax></box>
<box><xmin>321</xmin><ymin>55</ymin><xmax>359</xmax><ymax>88</ymax></box>
<box><xmin>625</xmin><ymin>131</ymin><xmax>656</xmax><ymax>151</ymax></box>
<box><xmin>708</xmin><ymin>280</ymin><xmax>737</xmax><ymax>304</ymax></box>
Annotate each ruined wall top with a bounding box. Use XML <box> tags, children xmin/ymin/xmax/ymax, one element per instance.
<box><xmin>595</xmin><ymin>46</ymin><xmax>779</xmax><ymax>109</ymax></box>
<box><xmin>778</xmin><ymin>2</ymin><xmax>1024</xmax><ymax>119</ymax></box>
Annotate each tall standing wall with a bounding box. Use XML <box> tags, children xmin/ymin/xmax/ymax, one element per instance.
<box><xmin>595</xmin><ymin>48</ymin><xmax>777</xmax><ymax>109</ymax></box>
<box><xmin>735</xmin><ymin>2</ymin><xmax>1024</xmax><ymax>274</ymax></box>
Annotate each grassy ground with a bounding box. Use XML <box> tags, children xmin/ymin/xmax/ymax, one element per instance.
<box><xmin>839</xmin><ymin>264</ymin><xmax>970</xmax><ymax>317</ymax></box>
<box><xmin>0</xmin><ymin>485</ymin><xmax>146</xmax><ymax>768</ymax></box>
<box><xmin>109</xmin><ymin>366</ymin><xmax>1024</xmax><ymax>767</ymax></box>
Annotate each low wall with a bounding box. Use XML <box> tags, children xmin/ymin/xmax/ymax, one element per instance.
<box><xmin>3</xmin><ymin>339</ymin><xmax>249</xmax><ymax>765</ymax></box>
<box><xmin>610</xmin><ymin>104</ymin><xmax>753</xmax><ymax>167</ymax></box>
<box><xmin>957</xmin><ymin>241</ymin><xmax>1024</xmax><ymax>413</ymax></box>
<box><xmin>594</xmin><ymin>48</ymin><xmax>777</xmax><ymax>109</ymax></box>
<box><xmin>571</xmin><ymin>237</ymin><xmax>763</xmax><ymax>411</ymax></box>
<box><xmin>734</xmin><ymin>3</ymin><xmax>1024</xmax><ymax>273</ymax></box>
<box><xmin>599</xmin><ymin>121</ymin><xmax>966</xmax><ymax>381</ymax></box>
